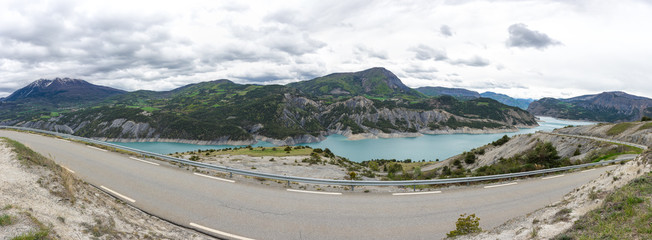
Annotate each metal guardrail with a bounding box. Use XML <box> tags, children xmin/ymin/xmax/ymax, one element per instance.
<box><xmin>0</xmin><ymin>126</ymin><xmax>638</xmax><ymax>187</ymax></box>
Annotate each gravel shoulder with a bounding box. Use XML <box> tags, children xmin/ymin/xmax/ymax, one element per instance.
<box><xmin>0</xmin><ymin>139</ymin><xmax>212</xmax><ymax>240</ymax></box>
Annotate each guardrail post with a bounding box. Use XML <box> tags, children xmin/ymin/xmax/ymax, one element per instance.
<box><xmin>413</xmin><ymin>185</ymin><xmax>416</xmax><ymax>191</ymax></box>
<box><xmin>230</xmin><ymin>172</ymin><xmax>233</xmax><ymax>178</ymax></box>
<box><xmin>287</xmin><ymin>180</ymin><xmax>290</xmax><ymax>187</ymax></box>
<box><xmin>351</xmin><ymin>185</ymin><xmax>354</xmax><ymax>191</ymax></box>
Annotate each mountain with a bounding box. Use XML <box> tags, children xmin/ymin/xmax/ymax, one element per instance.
<box><xmin>480</xmin><ymin>92</ymin><xmax>534</xmax><ymax>110</ymax></box>
<box><xmin>4</xmin><ymin>78</ymin><xmax>126</xmax><ymax>105</ymax></box>
<box><xmin>415</xmin><ymin>87</ymin><xmax>480</xmax><ymax>100</ymax></box>
<box><xmin>2</xmin><ymin>68</ymin><xmax>538</xmax><ymax>144</ymax></box>
<box><xmin>288</xmin><ymin>67</ymin><xmax>423</xmax><ymax>99</ymax></box>
<box><xmin>528</xmin><ymin>91</ymin><xmax>652</xmax><ymax>122</ymax></box>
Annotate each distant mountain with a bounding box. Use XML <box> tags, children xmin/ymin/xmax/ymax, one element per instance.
<box><xmin>4</xmin><ymin>78</ymin><xmax>126</xmax><ymax>105</ymax></box>
<box><xmin>415</xmin><ymin>87</ymin><xmax>480</xmax><ymax>100</ymax></box>
<box><xmin>288</xmin><ymin>67</ymin><xmax>423</xmax><ymax>99</ymax></box>
<box><xmin>480</xmin><ymin>92</ymin><xmax>534</xmax><ymax>110</ymax></box>
<box><xmin>528</xmin><ymin>91</ymin><xmax>652</xmax><ymax>122</ymax></box>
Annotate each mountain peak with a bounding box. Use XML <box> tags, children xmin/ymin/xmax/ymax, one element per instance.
<box><xmin>5</xmin><ymin>77</ymin><xmax>125</xmax><ymax>104</ymax></box>
<box><xmin>289</xmin><ymin>67</ymin><xmax>419</xmax><ymax>98</ymax></box>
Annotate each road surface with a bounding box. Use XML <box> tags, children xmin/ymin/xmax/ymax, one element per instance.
<box><xmin>0</xmin><ymin>130</ymin><xmax>624</xmax><ymax>239</ymax></box>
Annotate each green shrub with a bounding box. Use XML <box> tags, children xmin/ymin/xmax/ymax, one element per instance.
<box><xmin>447</xmin><ymin>213</ymin><xmax>482</xmax><ymax>237</ymax></box>
<box><xmin>491</xmin><ymin>135</ymin><xmax>510</xmax><ymax>146</ymax></box>
<box><xmin>464</xmin><ymin>152</ymin><xmax>476</xmax><ymax>164</ymax></box>
<box><xmin>0</xmin><ymin>214</ymin><xmax>12</xmax><ymax>226</ymax></box>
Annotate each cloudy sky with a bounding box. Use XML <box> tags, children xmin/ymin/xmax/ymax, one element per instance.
<box><xmin>1</xmin><ymin>0</ymin><xmax>651</xmax><ymax>99</ymax></box>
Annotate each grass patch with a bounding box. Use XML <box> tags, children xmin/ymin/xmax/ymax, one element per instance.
<box><xmin>12</xmin><ymin>211</ymin><xmax>52</xmax><ymax>240</ymax></box>
<box><xmin>0</xmin><ymin>214</ymin><xmax>12</xmax><ymax>226</ymax></box>
<box><xmin>606</xmin><ymin>122</ymin><xmax>634</xmax><ymax>136</ymax></box>
<box><xmin>202</xmin><ymin>146</ymin><xmax>314</xmax><ymax>157</ymax></box>
<box><xmin>557</xmin><ymin>173</ymin><xmax>652</xmax><ymax>239</ymax></box>
<box><xmin>141</xmin><ymin>106</ymin><xmax>160</xmax><ymax>112</ymax></box>
<box><xmin>11</xmin><ymin>230</ymin><xmax>50</xmax><ymax>240</ymax></box>
<box><xmin>2</xmin><ymin>137</ymin><xmax>77</xmax><ymax>203</ymax></box>
<box><xmin>638</xmin><ymin>122</ymin><xmax>652</xmax><ymax>131</ymax></box>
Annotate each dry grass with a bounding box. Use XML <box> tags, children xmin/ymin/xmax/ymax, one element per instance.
<box><xmin>2</xmin><ymin>137</ymin><xmax>77</xmax><ymax>203</ymax></box>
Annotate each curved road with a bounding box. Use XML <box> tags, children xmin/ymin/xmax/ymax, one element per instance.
<box><xmin>0</xmin><ymin>130</ymin><xmax>627</xmax><ymax>239</ymax></box>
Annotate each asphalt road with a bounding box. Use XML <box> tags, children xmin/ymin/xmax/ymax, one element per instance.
<box><xmin>0</xmin><ymin>130</ymin><xmax>622</xmax><ymax>240</ymax></box>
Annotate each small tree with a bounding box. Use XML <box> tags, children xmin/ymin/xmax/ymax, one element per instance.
<box><xmin>447</xmin><ymin>213</ymin><xmax>482</xmax><ymax>238</ymax></box>
<box><xmin>284</xmin><ymin>146</ymin><xmax>292</xmax><ymax>152</ymax></box>
<box><xmin>368</xmin><ymin>161</ymin><xmax>380</xmax><ymax>171</ymax></box>
<box><xmin>348</xmin><ymin>171</ymin><xmax>357</xmax><ymax>180</ymax></box>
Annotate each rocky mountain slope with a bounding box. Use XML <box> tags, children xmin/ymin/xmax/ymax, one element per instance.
<box><xmin>1</xmin><ymin>68</ymin><xmax>538</xmax><ymax>145</ymax></box>
<box><xmin>528</xmin><ymin>91</ymin><xmax>652</xmax><ymax>122</ymax></box>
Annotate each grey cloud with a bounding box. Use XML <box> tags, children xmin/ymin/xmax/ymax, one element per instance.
<box><xmin>450</xmin><ymin>56</ymin><xmax>490</xmax><ymax>67</ymax></box>
<box><xmin>506</xmin><ymin>23</ymin><xmax>561</xmax><ymax>49</ymax></box>
<box><xmin>410</xmin><ymin>44</ymin><xmax>448</xmax><ymax>61</ymax></box>
<box><xmin>354</xmin><ymin>45</ymin><xmax>388</xmax><ymax>59</ymax></box>
<box><xmin>440</xmin><ymin>25</ymin><xmax>453</xmax><ymax>37</ymax></box>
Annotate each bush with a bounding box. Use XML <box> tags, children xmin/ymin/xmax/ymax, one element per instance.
<box><xmin>526</xmin><ymin>142</ymin><xmax>560</xmax><ymax>167</ymax></box>
<box><xmin>447</xmin><ymin>213</ymin><xmax>482</xmax><ymax>237</ymax></box>
<box><xmin>491</xmin><ymin>135</ymin><xmax>510</xmax><ymax>146</ymax></box>
<box><xmin>464</xmin><ymin>152</ymin><xmax>476</xmax><ymax>164</ymax></box>
<box><xmin>368</xmin><ymin>161</ymin><xmax>380</xmax><ymax>171</ymax></box>
<box><xmin>641</xmin><ymin>116</ymin><xmax>651</xmax><ymax>121</ymax></box>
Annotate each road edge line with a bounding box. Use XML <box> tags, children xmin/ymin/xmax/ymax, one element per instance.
<box><xmin>100</xmin><ymin>185</ymin><xmax>136</xmax><ymax>203</ymax></box>
<box><xmin>392</xmin><ymin>191</ymin><xmax>442</xmax><ymax>196</ymax></box>
<box><xmin>194</xmin><ymin>172</ymin><xmax>235</xmax><ymax>183</ymax></box>
<box><xmin>189</xmin><ymin>222</ymin><xmax>255</xmax><ymax>240</ymax></box>
<box><xmin>286</xmin><ymin>189</ymin><xmax>342</xmax><ymax>195</ymax></box>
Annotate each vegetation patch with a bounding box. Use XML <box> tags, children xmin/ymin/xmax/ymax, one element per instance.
<box><xmin>606</xmin><ymin>122</ymin><xmax>634</xmax><ymax>136</ymax></box>
<box><xmin>447</xmin><ymin>213</ymin><xmax>482</xmax><ymax>238</ymax></box>
<box><xmin>556</xmin><ymin>173</ymin><xmax>652</xmax><ymax>239</ymax></box>
<box><xmin>638</xmin><ymin>122</ymin><xmax>652</xmax><ymax>131</ymax></box>
<box><xmin>0</xmin><ymin>214</ymin><xmax>12</xmax><ymax>226</ymax></box>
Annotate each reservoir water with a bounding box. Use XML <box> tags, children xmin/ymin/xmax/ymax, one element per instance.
<box><xmin>110</xmin><ymin>116</ymin><xmax>594</xmax><ymax>162</ymax></box>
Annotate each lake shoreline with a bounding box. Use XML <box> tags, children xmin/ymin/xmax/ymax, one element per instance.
<box><xmin>102</xmin><ymin>125</ymin><xmax>535</xmax><ymax>146</ymax></box>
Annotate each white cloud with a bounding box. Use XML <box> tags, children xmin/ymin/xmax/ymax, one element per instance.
<box><xmin>0</xmin><ymin>0</ymin><xmax>650</xmax><ymax>99</ymax></box>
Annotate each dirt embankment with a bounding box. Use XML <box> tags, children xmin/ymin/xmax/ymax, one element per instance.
<box><xmin>460</xmin><ymin>150</ymin><xmax>651</xmax><ymax>240</ymax></box>
<box><xmin>436</xmin><ymin>121</ymin><xmax>650</xmax><ymax>172</ymax></box>
<box><xmin>0</xmin><ymin>140</ymin><xmax>211</xmax><ymax>240</ymax></box>
<box><xmin>555</xmin><ymin>121</ymin><xmax>652</xmax><ymax>147</ymax></box>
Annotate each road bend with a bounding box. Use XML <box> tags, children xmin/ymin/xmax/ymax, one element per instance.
<box><xmin>0</xmin><ymin>130</ymin><xmax>625</xmax><ymax>239</ymax></box>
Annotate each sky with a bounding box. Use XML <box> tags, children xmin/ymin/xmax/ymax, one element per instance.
<box><xmin>1</xmin><ymin>0</ymin><xmax>651</xmax><ymax>99</ymax></box>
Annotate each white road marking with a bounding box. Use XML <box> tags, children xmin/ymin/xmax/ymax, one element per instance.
<box><xmin>286</xmin><ymin>189</ymin><xmax>342</xmax><ymax>195</ymax></box>
<box><xmin>581</xmin><ymin>169</ymin><xmax>596</xmax><ymax>173</ymax></box>
<box><xmin>392</xmin><ymin>191</ymin><xmax>442</xmax><ymax>196</ymax></box>
<box><xmin>484</xmin><ymin>182</ymin><xmax>518</xmax><ymax>189</ymax></box>
<box><xmin>61</xmin><ymin>166</ymin><xmax>75</xmax><ymax>173</ymax></box>
<box><xmin>100</xmin><ymin>186</ymin><xmax>136</xmax><ymax>203</ymax></box>
<box><xmin>129</xmin><ymin>157</ymin><xmax>160</xmax><ymax>166</ymax></box>
<box><xmin>57</xmin><ymin>138</ymin><xmax>71</xmax><ymax>143</ymax></box>
<box><xmin>190</xmin><ymin>222</ymin><xmax>255</xmax><ymax>240</ymax></box>
<box><xmin>542</xmin><ymin>174</ymin><xmax>565</xmax><ymax>180</ymax></box>
<box><xmin>87</xmin><ymin>146</ymin><xmax>108</xmax><ymax>152</ymax></box>
<box><xmin>194</xmin><ymin>173</ymin><xmax>235</xmax><ymax>183</ymax></box>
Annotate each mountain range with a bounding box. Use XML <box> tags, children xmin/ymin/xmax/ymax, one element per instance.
<box><xmin>528</xmin><ymin>91</ymin><xmax>652</xmax><ymax>122</ymax></box>
<box><xmin>0</xmin><ymin>68</ymin><xmax>537</xmax><ymax>145</ymax></box>
<box><xmin>415</xmin><ymin>87</ymin><xmax>534</xmax><ymax>109</ymax></box>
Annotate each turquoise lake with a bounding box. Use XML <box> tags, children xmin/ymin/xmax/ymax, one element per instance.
<box><xmin>110</xmin><ymin>116</ymin><xmax>594</xmax><ymax>162</ymax></box>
